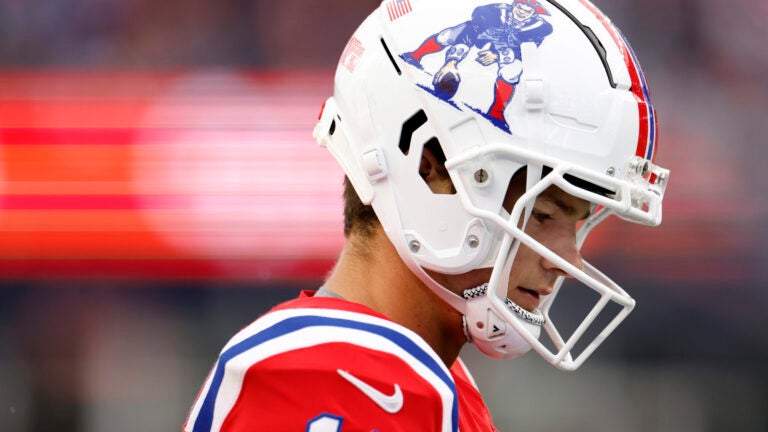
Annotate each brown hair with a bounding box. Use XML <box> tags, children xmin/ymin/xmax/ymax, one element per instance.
<box><xmin>341</xmin><ymin>140</ymin><xmax>453</xmax><ymax>239</ymax></box>
<box><xmin>342</xmin><ymin>176</ymin><xmax>379</xmax><ymax>239</ymax></box>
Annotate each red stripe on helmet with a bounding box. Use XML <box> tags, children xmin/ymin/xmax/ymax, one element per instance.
<box><xmin>574</xmin><ymin>0</ymin><xmax>652</xmax><ymax>161</ymax></box>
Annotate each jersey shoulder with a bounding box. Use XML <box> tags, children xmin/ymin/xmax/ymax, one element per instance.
<box><xmin>451</xmin><ymin>358</ymin><xmax>499</xmax><ymax>432</ymax></box>
<box><xmin>185</xmin><ymin>296</ymin><xmax>460</xmax><ymax>432</ymax></box>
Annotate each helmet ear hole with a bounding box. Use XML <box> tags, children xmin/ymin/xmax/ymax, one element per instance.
<box><xmin>419</xmin><ymin>137</ymin><xmax>456</xmax><ymax>195</ymax></box>
<box><xmin>398</xmin><ymin>110</ymin><xmax>456</xmax><ymax>195</ymax></box>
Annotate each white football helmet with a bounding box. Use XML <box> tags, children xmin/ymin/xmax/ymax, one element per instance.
<box><xmin>314</xmin><ymin>0</ymin><xmax>669</xmax><ymax>371</ymax></box>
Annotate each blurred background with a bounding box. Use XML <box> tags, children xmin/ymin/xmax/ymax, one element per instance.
<box><xmin>0</xmin><ymin>0</ymin><xmax>766</xmax><ymax>431</ymax></box>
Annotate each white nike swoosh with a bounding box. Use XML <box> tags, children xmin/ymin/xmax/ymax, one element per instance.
<box><xmin>337</xmin><ymin>369</ymin><xmax>404</xmax><ymax>414</ymax></box>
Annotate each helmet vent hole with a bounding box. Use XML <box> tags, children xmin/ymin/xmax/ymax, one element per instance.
<box><xmin>399</xmin><ymin>110</ymin><xmax>428</xmax><ymax>154</ymax></box>
<box><xmin>399</xmin><ymin>110</ymin><xmax>455</xmax><ymax>195</ymax></box>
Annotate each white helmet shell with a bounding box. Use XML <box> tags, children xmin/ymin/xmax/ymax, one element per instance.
<box><xmin>315</xmin><ymin>0</ymin><xmax>669</xmax><ymax>370</ymax></box>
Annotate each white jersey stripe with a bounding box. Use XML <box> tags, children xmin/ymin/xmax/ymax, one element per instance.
<box><xmin>224</xmin><ymin>308</ymin><xmax>448</xmax><ymax>361</ymax></box>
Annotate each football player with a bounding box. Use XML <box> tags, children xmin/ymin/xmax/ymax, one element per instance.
<box><xmin>185</xmin><ymin>0</ymin><xmax>669</xmax><ymax>430</ymax></box>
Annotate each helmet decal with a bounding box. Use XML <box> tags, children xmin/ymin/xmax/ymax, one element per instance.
<box><xmin>513</xmin><ymin>0</ymin><xmax>550</xmax><ymax>16</ymax></box>
<box><xmin>340</xmin><ymin>36</ymin><xmax>366</xmax><ymax>73</ymax></box>
<box><xmin>386</xmin><ymin>0</ymin><xmax>414</xmax><ymax>22</ymax></box>
<box><xmin>400</xmin><ymin>2</ymin><xmax>555</xmax><ymax>133</ymax></box>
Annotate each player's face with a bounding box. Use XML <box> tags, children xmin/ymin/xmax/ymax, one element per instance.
<box><xmin>513</xmin><ymin>4</ymin><xmax>536</xmax><ymax>22</ymax></box>
<box><xmin>429</xmin><ymin>181</ymin><xmax>588</xmax><ymax>313</ymax></box>
<box><xmin>502</xmin><ymin>184</ymin><xmax>589</xmax><ymax>312</ymax></box>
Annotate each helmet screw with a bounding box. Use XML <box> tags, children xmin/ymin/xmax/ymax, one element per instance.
<box><xmin>606</xmin><ymin>167</ymin><xmax>616</xmax><ymax>176</ymax></box>
<box><xmin>408</xmin><ymin>240</ymin><xmax>421</xmax><ymax>253</ymax></box>
<box><xmin>467</xmin><ymin>235</ymin><xmax>480</xmax><ymax>249</ymax></box>
<box><xmin>474</xmin><ymin>169</ymin><xmax>489</xmax><ymax>184</ymax></box>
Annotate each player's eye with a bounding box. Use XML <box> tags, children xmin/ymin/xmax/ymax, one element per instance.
<box><xmin>531</xmin><ymin>209</ymin><xmax>552</xmax><ymax>222</ymax></box>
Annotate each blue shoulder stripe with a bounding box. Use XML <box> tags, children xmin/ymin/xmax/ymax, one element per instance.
<box><xmin>193</xmin><ymin>314</ymin><xmax>458</xmax><ymax>432</ymax></box>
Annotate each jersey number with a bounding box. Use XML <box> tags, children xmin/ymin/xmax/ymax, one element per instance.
<box><xmin>306</xmin><ymin>414</ymin><xmax>343</xmax><ymax>432</ymax></box>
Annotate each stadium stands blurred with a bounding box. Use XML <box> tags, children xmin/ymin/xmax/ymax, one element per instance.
<box><xmin>0</xmin><ymin>1</ymin><xmax>765</xmax><ymax>431</ymax></box>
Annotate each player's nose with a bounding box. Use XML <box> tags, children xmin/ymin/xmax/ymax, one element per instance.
<box><xmin>541</xmin><ymin>235</ymin><xmax>583</xmax><ymax>278</ymax></box>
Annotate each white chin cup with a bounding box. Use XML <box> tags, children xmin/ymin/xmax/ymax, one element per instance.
<box><xmin>463</xmin><ymin>284</ymin><xmax>543</xmax><ymax>360</ymax></box>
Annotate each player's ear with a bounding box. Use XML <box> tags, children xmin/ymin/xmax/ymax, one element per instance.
<box><xmin>419</xmin><ymin>144</ymin><xmax>454</xmax><ymax>194</ymax></box>
<box><xmin>419</xmin><ymin>146</ymin><xmax>436</xmax><ymax>179</ymax></box>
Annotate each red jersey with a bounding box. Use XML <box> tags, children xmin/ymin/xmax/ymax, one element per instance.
<box><xmin>184</xmin><ymin>291</ymin><xmax>497</xmax><ymax>431</ymax></box>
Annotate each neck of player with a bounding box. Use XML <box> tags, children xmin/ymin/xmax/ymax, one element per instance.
<box><xmin>323</xmin><ymin>225</ymin><xmax>466</xmax><ymax>366</ymax></box>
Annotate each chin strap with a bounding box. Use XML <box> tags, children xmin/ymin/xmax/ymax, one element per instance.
<box><xmin>461</xmin><ymin>283</ymin><xmax>544</xmax><ymax>360</ymax></box>
<box><xmin>463</xmin><ymin>283</ymin><xmax>546</xmax><ymax>326</ymax></box>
